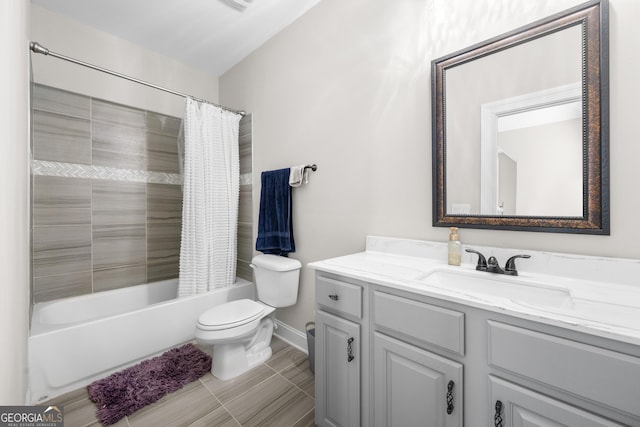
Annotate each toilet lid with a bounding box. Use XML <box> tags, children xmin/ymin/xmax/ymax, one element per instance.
<box><xmin>197</xmin><ymin>299</ymin><xmax>265</xmax><ymax>330</ymax></box>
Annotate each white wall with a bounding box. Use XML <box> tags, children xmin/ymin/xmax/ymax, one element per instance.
<box><xmin>0</xmin><ymin>1</ymin><xmax>30</xmax><ymax>404</ymax></box>
<box><xmin>220</xmin><ymin>0</ymin><xmax>640</xmax><ymax>332</ymax></box>
<box><xmin>31</xmin><ymin>6</ymin><xmax>219</xmax><ymax>117</ymax></box>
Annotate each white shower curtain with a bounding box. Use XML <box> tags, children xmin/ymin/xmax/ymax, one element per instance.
<box><xmin>178</xmin><ymin>98</ymin><xmax>242</xmax><ymax>297</ymax></box>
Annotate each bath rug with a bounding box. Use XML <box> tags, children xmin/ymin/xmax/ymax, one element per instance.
<box><xmin>87</xmin><ymin>343</ymin><xmax>211</xmax><ymax>425</ymax></box>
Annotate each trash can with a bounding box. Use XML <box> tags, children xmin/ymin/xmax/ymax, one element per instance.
<box><xmin>306</xmin><ymin>322</ymin><xmax>315</xmax><ymax>374</ymax></box>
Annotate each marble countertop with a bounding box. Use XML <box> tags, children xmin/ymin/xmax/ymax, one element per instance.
<box><xmin>309</xmin><ymin>236</ymin><xmax>640</xmax><ymax>346</ymax></box>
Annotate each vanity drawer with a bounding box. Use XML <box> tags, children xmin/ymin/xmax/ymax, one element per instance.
<box><xmin>316</xmin><ymin>276</ymin><xmax>362</xmax><ymax>319</ymax></box>
<box><xmin>373</xmin><ymin>291</ymin><xmax>464</xmax><ymax>356</ymax></box>
<box><xmin>488</xmin><ymin>321</ymin><xmax>640</xmax><ymax>417</ymax></box>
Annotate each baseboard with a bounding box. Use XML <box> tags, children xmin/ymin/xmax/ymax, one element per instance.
<box><xmin>273</xmin><ymin>319</ymin><xmax>310</xmax><ymax>354</ymax></box>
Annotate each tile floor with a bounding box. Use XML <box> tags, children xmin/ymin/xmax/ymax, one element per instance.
<box><xmin>43</xmin><ymin>337</ymin><xmax>315</xmax><ymax>427</ymax></box>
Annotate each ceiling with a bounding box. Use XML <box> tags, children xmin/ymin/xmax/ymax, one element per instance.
<box><xmin>31</xmin><ymin>0</ymin><xmax>322</xmax><ymax>76</ymax></box>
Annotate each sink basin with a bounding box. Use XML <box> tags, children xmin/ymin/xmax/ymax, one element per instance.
<box><xmin>516</xmin><ymin>298</ymin><xmax>640</xmax><ymax>332</ymax></box>
<box><xmin>419</xmin><ymin>269</ymin><xmax>573</xmax><ymax>309</ymax></box>
<box><xmin>420</xmin><ymin>269</ymin><xmax>640</xmax><ymax>333</ymax></box>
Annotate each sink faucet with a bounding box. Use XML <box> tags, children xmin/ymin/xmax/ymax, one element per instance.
<box><xmin>465</xmin><ymin>249</ymin><xmax>530</xmax><ymax>276</ymax></box>
<box><xmin>465</xmin><ymin>249</ymin><xmax>487</xmax><ymax>271</ymax></box>
<box><xmin>487</xmin><ymin>256</ymin><xmax>505</xmax><ymax>274</ymax></box>
<box><xmin>504</xmin><ymin>254</ymin><xmax>531</xmax><ymax>276</ymax></box>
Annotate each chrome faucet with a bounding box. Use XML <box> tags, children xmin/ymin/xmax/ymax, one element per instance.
<box><xmin>465</xmin><ymin>249</ymin><xmax>530</xmax><ymax>276</ymax></box>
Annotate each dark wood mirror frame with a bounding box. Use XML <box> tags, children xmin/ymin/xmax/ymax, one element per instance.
<box><xmin>432</xmin><ymin>0</ymin><xmax>609</xmax><ymax>234</ymax></box>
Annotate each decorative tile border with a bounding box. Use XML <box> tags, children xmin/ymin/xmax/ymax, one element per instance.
<box><xmin>240</xmin><ymin>173</ymin><xmax>252</xmax><ymax>186</ymax></box>
<box><xmin>32</xmin><ymin>160</ymin><xmax>252</xmax><ymax>187</ymax></box>
<box><xmin>32</xmin><ymin>160</ymin><xmax>182</xmax><ymax>185</ymax></box>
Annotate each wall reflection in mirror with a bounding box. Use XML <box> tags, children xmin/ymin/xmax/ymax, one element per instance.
<box><xmin>432</xmin><ymin>0</ymin><xmax>608</xmax><ymax>234</ymax></box>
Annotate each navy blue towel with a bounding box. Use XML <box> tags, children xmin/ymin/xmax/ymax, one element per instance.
<box><xmin>256</xmin><ymin>168</ymin><xmax>295</xmax><ymax>256</ymax></box>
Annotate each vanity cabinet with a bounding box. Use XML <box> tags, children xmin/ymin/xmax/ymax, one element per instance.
<box><xmin>373</xmin><ymin>332</ymin><xmax>462</xmax><ymax>427</ymax></box>
<box><xmin>314</xmin><ymin>270</ymin><xmax>640</xmax><ymax>427</ymax></box>
<box><xmin>488</xmin><ymin>321</ymin><xmax>640</xmax><ymax>427</ymax></box>
<box><xmin>315</xmin><ymin>274</ymin><xmax>464</xmax><ymax>427</ymax></box>
<box><xmin>316</xmin><ymin>310</ymin><xmax>361</xmax><ymax>427</ymax></box>
<box><xmin>372</xmin><ymin>290</ymin><xmax>464</xmax><ymax>427</ymax></box>
<box><xmin>489</xmin><ymin>376</ymin><xmax>625</xmax><ymax>427</ymax></box>
<box><xmin>315</xmin><ymin>275</ymin><xmax>365</xmax><ymax>427</ymax></box>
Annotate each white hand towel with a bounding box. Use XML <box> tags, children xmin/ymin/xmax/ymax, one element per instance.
<box><xmin>289</xmin><ymin>165</ymin><xmax>306</xmax><ymax>187</ymax></box>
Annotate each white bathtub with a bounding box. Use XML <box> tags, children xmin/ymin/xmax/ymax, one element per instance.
<box><xmin>28</xmin><ymin>278</ymin><xmax>255</xmax><ymax>403</ymax></box>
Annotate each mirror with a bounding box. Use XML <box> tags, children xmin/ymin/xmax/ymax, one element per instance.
<box><xmin>432</xmin><ymin>0</ymin><xmax>609</xmax><ymax>234</ymax></box>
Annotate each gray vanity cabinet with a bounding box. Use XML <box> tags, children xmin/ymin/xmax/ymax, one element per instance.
<box><xmin>372</xmin><ymin>290</ymin><xmax>464</xmax><ymax>427</ymax></box>
<box><xmin>316</xmin><ymin>310</ymin><xmax>361</xmax><ymax>427</ymax></box>
<box><xmin>314</xmin><ymin>271</ymin><xmax>640</xmax><ymax>427</ymax></box>
<box><xmin>315</xmin><ymin>275</ymin><xmax>366</xmax><ymax>427</ymax></box>
<box><xmin>315</xmin><ymin>273</ymin><xmax>464</xmax><ymax>427</ymax></box>
<box><xmin>373</xmin><ymin>332</ymin><xmax>463</xmax><ymax>427</ymax></box>
<box><xmin>489</xmin><ymin>377</ymin><xmax>625</xmax><ymax>427</ymax></box>
<box><xmin>488</xmin><ymin>321</ymin><xmax>640</xmax><ymax>426</ymax></box>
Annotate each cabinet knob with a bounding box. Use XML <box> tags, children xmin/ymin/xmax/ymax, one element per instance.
<box><xmin>446</xmin><ymin>380</ymin><xmax>455</xmax><ymax>414</ymax></box>
<box><xmin>347</xmin><ymin>337</ymin><xmax>355</xmax><ymax>362</ymax></box>
<box><xmin>328</xmin><ymin>294</ymin><xmax>339</xmax><ymax>301</ymax></box>
<box><xmin>494</xmin><ymin>400</ymin><xmax>503</xmax><ymax>427</ymax></box>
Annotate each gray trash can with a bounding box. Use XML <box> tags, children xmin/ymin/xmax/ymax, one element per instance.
<box><xmin>306</xmin><ymin>322</ymin><xmax>315</xmax><ymax>374</ymax></box>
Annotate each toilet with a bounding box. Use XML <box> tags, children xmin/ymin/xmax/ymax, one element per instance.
<box><xmin>195</xmin><ymin>254</ymin><xmax>302</xmax><ymax>380</ymax></box>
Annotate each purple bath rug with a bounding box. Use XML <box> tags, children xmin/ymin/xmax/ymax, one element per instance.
<box><xmin>87</xmin><ymin>343</ymin><xmax>211</xmax><ymax>425</ymax></box>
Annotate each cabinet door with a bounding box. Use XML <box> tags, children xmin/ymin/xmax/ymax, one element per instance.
<box><xmin>373</xmin><ymin>332</ymin><xmax>463</xmax><ymax>427</ymax></box>
<box><xmin>316</xmin><ymin>310</ymin><xmax>361</xmax><ymax>427</ymax></box>
<box><xmin>489</xmin><ymin>377</ymin><xmax>625</xmax><ymax>427</ymax></box>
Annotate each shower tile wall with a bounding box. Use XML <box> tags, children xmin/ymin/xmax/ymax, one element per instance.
<box><xmin>238</xmin><ymin>115</ymin><xmax>254</xmax><ymax>281</ymax></box>
<box><xmin>31</xmin><ymin>84</ymin><xmax>253</xmax><ymax>303</ymax></box>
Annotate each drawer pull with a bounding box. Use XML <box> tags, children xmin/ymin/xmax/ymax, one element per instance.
<box><xmin>347</xmin><ymin>337</ymin><xmax>355</xmax><ymax>362</ymax></box>
<box><xmin>446</xmin><ymin>380</ymin><xmax>454</xmax><ymax>414</ymax></box>
<box><xmin>494</xmin><ymin>400</ymin><xmax>503</xmax><ymax>427</ymax></box>
<box><xmin>328</xmin><ymin>294</ymin><xmax>339</xmax><ymax>301</ymax></box>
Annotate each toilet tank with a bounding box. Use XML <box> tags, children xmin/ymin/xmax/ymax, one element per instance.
<box><xmin>251</xmin><ymin>255</ymin><xmax>301</xmax><ymax>308</ymax></box>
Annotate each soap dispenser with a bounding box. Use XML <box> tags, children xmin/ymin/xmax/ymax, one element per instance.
<box><xmin>448</xmin><ymin>227</ymin><xmax>461</xmax><ymax>266</ymax></box>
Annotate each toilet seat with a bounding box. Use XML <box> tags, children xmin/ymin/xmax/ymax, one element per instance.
<box><xmin>197</xmin><ymin>299</ymin><xmax>265</xmax><ymax>331</ymax></box>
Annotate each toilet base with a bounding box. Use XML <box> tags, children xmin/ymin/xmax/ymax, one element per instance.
<box><xmin>208</xmin><ymin>316</ymin><xmax>275</xmax><ymax>381</ymax></box>
<box><xmin>211</xmin><ymin>342</ymin><xmax>272</xmax><ymax>381</ymax></box>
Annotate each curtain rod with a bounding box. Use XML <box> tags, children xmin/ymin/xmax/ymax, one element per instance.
<box><xmin>29</xmin><ymin>41</ymin><xmax>246</xmax><ymax>117</ymax></box>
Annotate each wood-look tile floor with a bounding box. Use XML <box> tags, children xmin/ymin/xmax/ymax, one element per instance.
<box><xmin>43</xmin><ymin>337</ymin><xmax>315</xmax><ymax>427</ymax></box>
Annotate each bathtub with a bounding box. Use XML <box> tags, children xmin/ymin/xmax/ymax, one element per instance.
<box><xmin>28</xmin><ymin>278</ymin><xmax>255</xmax><ymax>403</ymax></box>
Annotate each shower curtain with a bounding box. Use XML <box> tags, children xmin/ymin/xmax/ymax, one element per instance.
<box><xmin>178</xmin><ymin>98</ymin><xmax>242</xmax><ymax>297</ymax></box>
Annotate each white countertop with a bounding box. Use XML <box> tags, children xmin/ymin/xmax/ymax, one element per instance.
<box><xmin>309</xmin><ymin>236</ymin><xmax>640</xmax><ymax>346</ymax></box>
